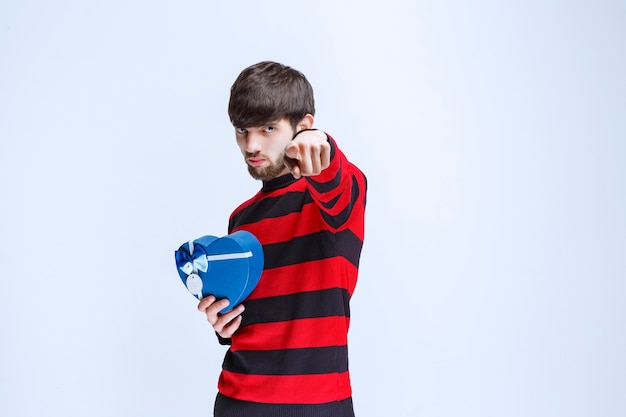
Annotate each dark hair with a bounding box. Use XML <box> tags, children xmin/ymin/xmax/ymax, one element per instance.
<box><xmin>228</xmin><ymin>61</ymin><xmax>315</xmax><ymax>130</ymax></box>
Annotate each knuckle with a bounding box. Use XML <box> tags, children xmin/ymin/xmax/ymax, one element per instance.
<box><xmin>213</xmin><ymin>320</ymin><xmax>224</xmax><ymax>332</ymax></box>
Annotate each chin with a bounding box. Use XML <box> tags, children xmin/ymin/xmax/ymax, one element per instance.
<box><xmin>247</xmin><ymin>163</ymin><xmax>284</xmax><ymax>181</ymax></box>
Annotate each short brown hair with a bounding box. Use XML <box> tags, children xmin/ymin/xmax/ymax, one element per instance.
<box><xmin>228</xmin><ymin>61</ymin><xmax>315</xmax><ymax>130</ymax></box>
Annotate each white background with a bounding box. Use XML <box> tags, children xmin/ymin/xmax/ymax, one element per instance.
<box><xmin>1</xmin><ymin>1</ymin><xmax>624</xmax><ymax>416</ymax></box>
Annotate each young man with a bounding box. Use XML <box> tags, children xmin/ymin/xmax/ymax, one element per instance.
<box><xmin>198</xmin><ymin>61</ymin><xmax>367</xmax><ymax>417</ymax></box>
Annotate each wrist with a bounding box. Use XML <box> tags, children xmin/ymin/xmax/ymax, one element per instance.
<box><xmin>292</xmin><ymin>128</ymin><xmax>326</xmax><ymax>141</ymax></box>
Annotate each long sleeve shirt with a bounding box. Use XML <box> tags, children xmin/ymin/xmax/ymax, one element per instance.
<box><xmin>214</xmin><ymin>134</ymin><xmax>367</xmax><ymax>417</ymax></box>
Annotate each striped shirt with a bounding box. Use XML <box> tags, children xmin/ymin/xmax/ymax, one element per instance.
<box><xmin>215</xmin><ymin>135</ymin><xmax>367</xmax><ymax>417</ymax></box>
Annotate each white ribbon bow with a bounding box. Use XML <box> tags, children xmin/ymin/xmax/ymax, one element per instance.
<box><xmin>179</xmin><ymin>256</ymin><xmax>209</xmax><ymax>275</ymax></box>
<box><xmin>179</xmin><ymin>238</ymin><xmax>253</xmax><ymax>276</ymax></box>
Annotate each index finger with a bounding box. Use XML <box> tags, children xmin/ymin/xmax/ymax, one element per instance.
<box><xmin>197</xmin><ymin>295</ymin><xmax>216</xmax><ymax>312</ymax></box>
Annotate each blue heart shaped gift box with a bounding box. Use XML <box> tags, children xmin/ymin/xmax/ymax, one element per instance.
<box><xmin>174</xmin><ymin>230</ymin><xmax>264</xmax><ymax>313</ymax></box>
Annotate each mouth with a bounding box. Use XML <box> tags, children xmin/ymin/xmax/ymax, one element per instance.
<box><xmin>247</xmin><ymin>157</ymin><xmax>266</xmax><ymax>167</ymax></box>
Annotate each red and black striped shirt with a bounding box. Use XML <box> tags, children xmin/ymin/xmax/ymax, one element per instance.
<box><xmin>216</xmin><ymin>135</ymin><xmax>366</xmax><ymax>417</ymax></box>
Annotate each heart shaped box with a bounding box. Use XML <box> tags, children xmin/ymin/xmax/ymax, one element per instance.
<box><xmin>175</xmin><ymin>230</ymin><xmax>264</xmax><ymax>313</ymax></box>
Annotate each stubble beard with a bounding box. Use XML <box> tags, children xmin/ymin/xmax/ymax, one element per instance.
<box><xmin>247</xmin><ymin>152</ymin><xmax>287</xmax><ymax>181</ymax></box>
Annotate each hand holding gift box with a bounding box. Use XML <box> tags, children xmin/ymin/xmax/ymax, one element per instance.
<box><xmin>175</xmin><ymin>231</ymin><xmax>263</xmax><ymax>313</ymax></box>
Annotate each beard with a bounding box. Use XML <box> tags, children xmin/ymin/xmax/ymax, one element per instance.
<box><xmin>246</xmin><ymin>152</ymin><xmax>287</xmax><ymax>181</ymax></box>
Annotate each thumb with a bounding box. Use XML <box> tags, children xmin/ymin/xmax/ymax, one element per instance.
<box><xmin>284</xmin><ymin>143</ymin><xmax>299</xmax><ymax>160</ymax></box>
<box><xmin>284</xmin><ymin>143</ymin><xmax>301</xmax><ymax>178</ymax></box>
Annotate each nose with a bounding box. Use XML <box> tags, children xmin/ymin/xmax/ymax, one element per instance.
<box><xmin>244</xmin><ymin>132</ymin><xmax>263</xmax><ymax>154</ymax></box>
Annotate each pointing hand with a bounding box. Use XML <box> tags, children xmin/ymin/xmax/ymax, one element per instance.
<box><xmin>284</xmin><ymin>129</ymin><xmax>330</xmax><ymax>179</ymax></box>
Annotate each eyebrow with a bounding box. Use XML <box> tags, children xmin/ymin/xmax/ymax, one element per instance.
<box><xmin>237</xmin><ymin>120</ymin><xmax>281</xmax><ymax>129</ymax></box>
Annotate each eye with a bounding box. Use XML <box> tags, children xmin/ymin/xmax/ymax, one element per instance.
<box><xmin>236</xmin><ymin>127</ymin><xmax>248</xmax><ymax>134</ymax></box>
<box><xmin>263</xmin><ymin>126</ymin><xmax>275</xmax><ymax>133</ymax></box>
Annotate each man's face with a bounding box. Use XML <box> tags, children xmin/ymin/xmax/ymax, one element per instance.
<box><xmin>235</xmin><ymin>118</ymin><xmax>295</xmax><ymax>181</ymax></box>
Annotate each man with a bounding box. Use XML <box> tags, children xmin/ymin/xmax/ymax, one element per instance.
<box><xmin>198</xmin><ymin>61</ymin><xmax>367</xmax><ymax>417</ymax></box>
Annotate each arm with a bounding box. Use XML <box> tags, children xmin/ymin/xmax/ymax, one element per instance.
<box><xmin>285</xmin><ymin>129</ymin><xmax>367</xmax><ymax>231</ymax></box>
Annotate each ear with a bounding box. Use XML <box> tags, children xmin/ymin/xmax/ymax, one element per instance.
<box><xmin>296</xmin><ymin>114</ymin><xmax>315</xmax><ymax>131</ymax></box>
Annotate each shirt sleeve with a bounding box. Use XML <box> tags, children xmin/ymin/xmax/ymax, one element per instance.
<box><xmin>216</xmin><ymin>332</ymin><xmax>232</xmax><ymax>345</ymax></box>
<box><xmin>304</xmin><ymin>133</ymin><xmax>367</xmax><ymax>231</ymax></box>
